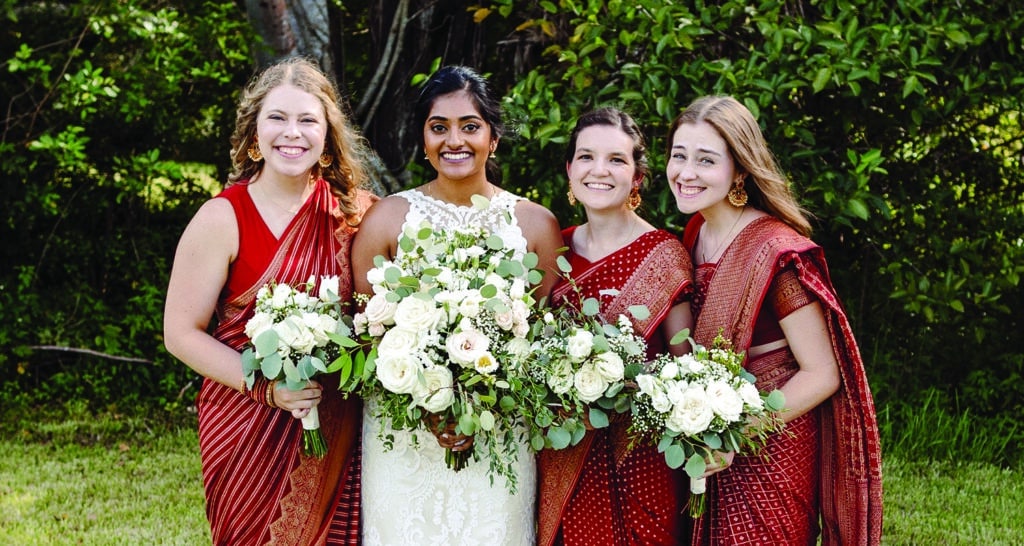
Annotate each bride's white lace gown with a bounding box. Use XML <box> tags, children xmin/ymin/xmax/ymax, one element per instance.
<box><xmin>360</xmin><ymin>189</ymin><xmax>537</xmax><ymax>546</ymax></box>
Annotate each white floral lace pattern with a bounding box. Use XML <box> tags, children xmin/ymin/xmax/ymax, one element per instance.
<box><xmin>360</xmin><ymin>188</ymin><xmax>537</xmax><ymax>546</ymax></box>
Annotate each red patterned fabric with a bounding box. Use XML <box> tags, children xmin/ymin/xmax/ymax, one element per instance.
<box><xmin>537</xmin><ymin>228</ymin><xmax>694</xmax><ymax>546</ymax></box>
<box><xmin>196</xmin><ymin>180</ymin><xmax>375</xmax><ymax>545</ymax></box>
<box><xmin>683</xmin><ymin>214</ymin><xmax>883</xmax><ymax>546</ymax></box>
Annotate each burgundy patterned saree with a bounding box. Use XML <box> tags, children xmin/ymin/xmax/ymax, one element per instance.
<box><xmin>196</xmin><ymin>180</ymin><xmax>375</xmax><ymax>545</ymax></box>
<box><xmin>683</xmin><ymin>214</ymin><xmax>883</xmax><ymax>546</ymax></box>
<box><xmin>538</xmin><ymin>228</ymin><xmax>694</xmax><ymax>546</ymax></box>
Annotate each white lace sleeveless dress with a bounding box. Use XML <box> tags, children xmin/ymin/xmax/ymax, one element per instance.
<box><xmin>360</xmin><ymin>189</ymin><xmax>537</xmax><ymax>546</ymax></box>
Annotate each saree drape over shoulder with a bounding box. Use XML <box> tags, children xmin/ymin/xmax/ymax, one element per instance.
<box><xmin>538</xmin><ymin>227</ymin><xmax>694</xmax><ymax>546</ymax></box>
<box><xmin>683</xmin><ymin>214</ymin><xmax>883</xmax><ymax>546</ymax></box>
<box><xmin>196</xmin><ymin>180</ymin><xmax>376</xmax><ymax>546</ymax></box>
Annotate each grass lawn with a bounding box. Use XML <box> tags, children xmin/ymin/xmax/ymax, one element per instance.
<box><xmin>1</xmin><ymin>423</ymin><xmax>1022</xmax><ymax>545</ymax></box>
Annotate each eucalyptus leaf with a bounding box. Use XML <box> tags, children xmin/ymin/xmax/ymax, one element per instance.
<box><xmin>588</xmin><ymin>407</ymin><xmax>609</xmax><ymax>428</ymax></box>
<box><xmin>684</xmin><ymin>452</ymin><xmax>707</xmax><ymax>477</ymax></box>
<box><xmin>548</xmin><ymin>426</ymin><xmax>571</xmax><ymax>449</ymax></box>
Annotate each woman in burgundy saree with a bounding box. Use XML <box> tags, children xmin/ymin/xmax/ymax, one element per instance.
<box><xmin>538</xmin><ymin>108</ymin><xmax>694</xmax><ymax>546</ymax></box>
<box><xmin>666</xmin><ymin>95</ymin><xmax>883</xmax><ymax>545</ymax></box>
<box><xmin>164</xmin><ymin>58</ymin><xmax>376</xmax><ymax>545</ymax></box>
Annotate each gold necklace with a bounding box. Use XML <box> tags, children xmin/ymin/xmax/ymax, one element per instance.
<box><xmin>701</xmin><ymin>207</ymin><xmax>745</xmax><ymax>263</ymax></box>
<box><xmin>256</xmin><ymin>180</ymin><xmax>304</xmax><ymax>216</ymax></box>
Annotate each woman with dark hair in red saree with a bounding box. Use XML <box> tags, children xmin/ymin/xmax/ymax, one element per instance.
<box><xmin>163</xmin><ymin>57</ymin><xmax>376</xmax><ymax>545</ymax></box>
<box><xmin>538</xmin><ymin>108</ymin><xmax>694</xmax><ymax>546</ymax></box>
<box><xmin>666</xmin><ymin>95</ymin><xmax>883</xmax><ymax>545</ymax></box>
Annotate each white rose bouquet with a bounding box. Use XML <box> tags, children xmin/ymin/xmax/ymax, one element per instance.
<box><xmin>353</xmin><ymin>197</ymin><xmax>546</xmax><ymax>492</ymax></box>
<box><xmin>240</xmin><ymin>275</ymin><xmax>362</xmax><ymax>458</ymax></box>
<box><xmin>523</xmin><ymin>255</ymin><xmax>649</xmax><ymax>449</ymax></box>
<box><xmin>630</xmin><ymin>334</ymin><xmax>786</xmax><ymax>517</ymax></box>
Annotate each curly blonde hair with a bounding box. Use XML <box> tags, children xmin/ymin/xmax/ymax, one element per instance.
<box><xmin>228</xmin><ymin>57</ymin><xmax>368</xmax><ymax>223</ymax></box>
<box><xmin>667</xmin><ymin>96</ymin><xmax>811</xmax><ymax>237</ymax></box>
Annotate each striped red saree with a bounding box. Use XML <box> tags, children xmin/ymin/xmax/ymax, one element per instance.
<box><xmin>683</xmin><ymin>214</ymin><xmax>883</xmax><ymax>546</ymax></box>
<box><xmin>196</xmin><ymin>179</ymin><xmax>374</xmax><ymax>545</ymax></box>
<box><xmin>538</xmin><ymin>227</ymin><xmax>694</xmax><ymax>546</ymax></box>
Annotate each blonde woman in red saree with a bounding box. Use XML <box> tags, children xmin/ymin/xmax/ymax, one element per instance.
<box><xmin>666</xmin><ymin>95</ymin><xmax>882</xmax><ymax>545</ymax></box>
<box><xmin>538</xmin><ymin>108</ymin><xmax>694</xmax><ymax>546</ymax></box>
<box><xmin>164</xmin><ymin>58</ymin><xmax>376</xmax><ymax>545</ymax></box>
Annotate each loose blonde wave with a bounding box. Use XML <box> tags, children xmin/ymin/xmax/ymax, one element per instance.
<box><xmin>667</xmin><ymin>96</ymin><xmax>811</xmax><ymax>237</ymax></box>
<box><xmin>228</xmin><ymin>57</ymin><xmax>369</xmax><ymax>224</ymax></box>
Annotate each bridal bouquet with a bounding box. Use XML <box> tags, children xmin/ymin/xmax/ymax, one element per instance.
<box><xmin>353</xmin><ymin>197</ymin><xmax>545</xmax><ymax>492</ymax></box>
<box><xmin>241</xmin><ymin>275</ymin><xmax>362</xmax><ymax>458</ymax></box>
<box><xmin>525</xmin><ymin>255</ymin><xmax>649</xmax><ymax>449</ymax></box>
<box><xmin>630</xmin><ymin>334</ymin><xmax>786</xmax><ymax>517</ymax></box>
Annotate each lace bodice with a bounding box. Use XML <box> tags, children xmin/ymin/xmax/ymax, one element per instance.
<box><xmin>399</xmin><ymin>188</ymin><xmax>529</xmax><ymax>257</ymax></box>
<box><xmin>361</xmin><ymin>187</ymin><xmax>536</xmax><ymax>546</ymax></box>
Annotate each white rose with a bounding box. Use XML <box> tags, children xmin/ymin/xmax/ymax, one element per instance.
<box><xmin>547</xmin><ymin>359</ymin><xmax>575</xmax><ymax>395</ymax></box>
<box><xmin>377</xmin><ymin>327</ymin><xmax>421</xmax><ymax>358</ymax></box>
<box><xmin>738</xmin><ymin>382</ymin><xmax>764</xmax><ymax>409</ymax></box>
<box><xmin>412</xmin><ymin>366</ymin><xmax>455</xmax><ymax>412</ymax></box>
<box><xmin>368</xmin><ymin>322</ymin><xmax>386</xmax><ymax>337</ymax></box>
<box><xmin>706</xmin><ymin>380</ymin><xmax>745</xmax><ymax>422</ymax></box>
<box><xmin>636</xmin><ymin>374</ymin><xmax>658</xmax><ymax>397</ymax></box>
<box><xmin>276</xmin><ymin>316</ymin><xmax>317</xmax><ymax>354</ymax></box>
<box><xmin>483</xmin><ymin>273</ymin><xmax>508</xmax><ymax>291</ymax></box>
<box><xmin>292</xmin><ymin>291</ymin><xmax>312</xmax><ymax>311</ymax></box>
<box><xmin>503</xmin><ymin>337</ymin><xmax>533</xmax><ymax>360</ymax></box>
<box><xmin>271</xmin><ymin>283</ymin><xmax>293</xmax><ymax>309</ymax></box>
<box><xmin>509</xmin><ymin>278</ymin><xmax>526</xmax><ymax>299</ymax></box>
<box><xmin>375</xmin><ymin>353</ymin><xmax>421</xmax><ymax>394</ymax></box>
<box><xmin>666</xmin><ymin>386</ymin><xmax>715</xmax><ymax>436</ymax></box>
<box><xmin>317</xmin><ymin>275</ymin><xmax>340</xmax><ymax>302</ymax></box>
<box><xmin>494</xmin><ymin>310</ymin><xmax>515</xmax><ymax>331</ymax></box>
<box><xmin>473</xmin><ymin>351</ymin><xmax>499</xmax><ymax>375</ymax></box>
<box><xmin>565</xmin><ymin>329</ymin><xmax>595</xmax><ymax>363</ymax></box>
<box><xmin>593</xmin><ymin>351</ymin><xmax>625</xmax><ymax>383</ymax></box>
<box><xmin>245</xmin><ymin>311</ymin><xmax>274</xmax><ymax>342</ymax></box>
<box><xmin>300</xmin><ymin>311</ymin><xmax>331</xmax><ymax>346</ymax></box>
<box><xmin>681</xmin><ymin>354</ymin><xmax>705</xmax><ymax>375</ymax></box>
<box><xmin>650</xmin><ymin>387</ymin><xmax>673</xmax><ymax>413</ymax></box>
<box><xmin>393</xmin><ymin>296</ymin><xmax>441</xmax><ymax>332</ymax></box>
<box><xmin>659</xmin><ymin>358</ymin><xmax>681</xmax><ymax>380</ymax></box>
<box><xmin>366</xmin><ymin>266</ymin><xmax>387</xmax><ymax>290</ymax></box>
<box><xmin>512</xmin><ymin>319</ymin><xmax>530</xmax><ymax>339</ymax></box>
<box><xmin>446</xmin><ymin>329</ymin><xmax>491</xmax><ymax>366</ymax></box>
<box><xmin>573</xmin><ymin>363</ymin><xmax>608</xmax><ymax>403</ymax></box>
<box><xmin>363</xmin><ymin>292</ymin><xmax>398</xmax><ymax>326</ymax></box>
<box><xmin>453</xmin><ymin>291</ymin><xmax>482</xmax><ymax>319</ymax></box>
<box><xmin>318</xmin><ymin>314</ymin><xmax>339</xmax><ymax>339</ymax></box>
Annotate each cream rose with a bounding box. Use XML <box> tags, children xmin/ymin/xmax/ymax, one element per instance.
<box><xmin>738</xmin><ymin>382</ymin><xmax>764</xmax><ymax>409</ymax></box>
<box><xmin>593</xmin><ymin>351</ymin><xmax>625</xmax><ymax>383</ymax></box>
<box><xmin>276</xmin><ymin>316</ymin><xmax>317</xmax><ymax>354</ymax></box>
<box><xmin>393</xmin><ymin>296</ymin><xmax>441</xmax><ymax>332</ymax></box>
<box><xmin>375</xmin><ymin>353</ymin><xmax>421</xmax><ymax>394</ymax></box>
<box><xmin>666</xmin><ymin>386</ymin><xmax>714</xmax><ymax>436</ymax></box>
<box><xmin>377</xmin><ymin>327</ymin><xmax>421</xmax><ymax>358</ymax></box>
<box><xmin>245</xmin><ymin>311</ymin><xmax>274</xmax><ymax>343</ymax></box>
<box><xmin>271</xmin><ymin>283</ymin><xmax>293</xmax><ymax>309</ymax></box>
<box><xmin>706</xmin><ymin>379</ymin><xmax>744</xmax><ymax>422</ymax></box>
<box><xmin>573</xmin><ymin>363</ymin><xmax>608</xmax><ymax>403</ymax></box>
<box><xmin>565</xmin><ymin>329</ymin><xmax>594</xmax><ymax>363</ymax></box>
<box><xmin>363</xmin><ymin>292</ymin><xmax>398</xmax><ymax>326</ymax></box>
<box><xmin>412</xmin><ymin>366</ymin><xmax>455</xmax><ymax>412</ymax></box>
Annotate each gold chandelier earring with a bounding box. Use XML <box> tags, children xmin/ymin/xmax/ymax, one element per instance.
<box><xmin>567</xmin><ymin>188</ymin><xmax>577</xmax><ymax>206</ymax></box>
<box><xmin>247</xmin><ymin>140</ymin><xmax>263</xmax><ymax>162</ymax></box>
<box><xmin>727</xmin><ymin>176</ymin><xmax>748</xmax><ymax>207</ymax></box>
<box><xmin>318</xmin><ymin>154</ymin><xmax>333</xmax><ymax>168</ymax></box>
<box><xmin>627</xmin><ymin>187</ymin><xmax>642</xmax><ymax>211</ymax></box>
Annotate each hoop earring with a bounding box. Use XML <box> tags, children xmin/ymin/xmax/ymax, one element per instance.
<box><xmin>627</xmin><ymin>187</ymin><xmax>642</xmax><ymax>211</ymax></box>
<box><xmin>318</xmin><ymin>154</ymin><xmax>333</xmax><ymax>168</ymax></box>
<box><xmin>247</xmin><ymin>142</ymin><xmax>263</xmax><ymax>162</ymax></box>
<box><xmin>567</xmin><ymin>188</ymin><xmax>577</xmax><ymax>206</ymax></box>
<box><xmin>727</xmin><ymin>178</ymin><xmax>748</xmax><ymax>207</ymax></box>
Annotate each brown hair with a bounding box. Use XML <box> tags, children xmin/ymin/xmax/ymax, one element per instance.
<box><xmin>667</xmin><ymin>96</ymin><xmax>811</xmax><ymax>236</ymax></box>
<box><xmin>228</xmin><ymin>57</ymin><xmax>368</xmax><ymax>222</ymax></box>
<box><xmin>565</xmin><ymin>107</ymin><xmax>649</xmax><ymax>185</ymax></box>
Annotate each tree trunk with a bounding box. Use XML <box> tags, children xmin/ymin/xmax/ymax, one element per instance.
<box><xmin>244</xmin><ymin>0</ymin><xmax>332</xmax><ymax>72</ymax></box>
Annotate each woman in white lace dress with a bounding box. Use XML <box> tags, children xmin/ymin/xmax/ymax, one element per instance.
<box><xmin>351</xmin><ymin>65</ymin><xmax>563</xmax><ymax>546</ymax></box>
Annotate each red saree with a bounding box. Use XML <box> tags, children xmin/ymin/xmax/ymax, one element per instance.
<box><xmin>682</xmin><ymin>214</ymin><xmax>883</xmax><ymax>546</ymax></box>
<box><xmin>196</xmin><ymin>179</ymin><xmax>376</xmax><ymax>546</ymax></box>
<box><xmin>538</xmin><ymin>227</ymin><xmax>694</xmax><ymax>546</ymax></box>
